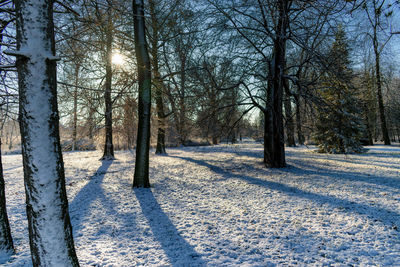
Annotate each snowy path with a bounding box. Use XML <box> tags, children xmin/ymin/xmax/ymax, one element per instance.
<box><xmin>1</xmin><ymin>142</ymin><xmax>400</xmax><ymax>266</ymax></box>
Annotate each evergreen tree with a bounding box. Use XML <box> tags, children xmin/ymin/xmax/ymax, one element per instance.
<box><xmin>313</xmin><ymin>26</ymin><xmax>364</xmax><ymax>154</ymax></box>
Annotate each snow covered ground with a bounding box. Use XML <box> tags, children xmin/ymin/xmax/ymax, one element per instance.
<box><xmin>1</xmin><ymin>141</ymin><xmax>400</xmax><ymax>266</ymax></box>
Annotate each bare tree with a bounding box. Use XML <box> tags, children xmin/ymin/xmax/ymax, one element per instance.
<box><xmin>358</xmin><ymin>0</ymin><xmax>397</xmax><ymax>145</ymax></box>
<box><xmin>12</xmin><ymin>0</ymin><xmax>79</xmax><ymax>265</ymax></box>
<box><xmin>0</xmin><ymin>6</ymin><xmax>14</xmax><ymax>256</ymax></box>
<box><xmin>132</xmin><ymin>0</ymin><xmax>151</xmax><ymax>188</ymax></box>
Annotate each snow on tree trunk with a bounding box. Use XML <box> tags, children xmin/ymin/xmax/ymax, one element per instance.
<box><xmin>133</xmin><ymin>0</ymin><xmax>151</xmax><ymax>188</ymax></box>
<box><xmin>0</xmin><ymin>139</ymin><xmax>14</xmax><ymax>256</ymax></box>
<box><xmin>14</xmin><ymin>0</ymin><xmax>79</xmax><ymax>266</ymax></box>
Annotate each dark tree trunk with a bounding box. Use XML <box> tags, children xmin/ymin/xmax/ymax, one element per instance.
<box><xmin>87</xmin><ymin>106</ymin><xmax>95</xmax><ymax>141</ymax></box>
<box><xmin>15</xmin><ymin>0</ymin><xmax>79</xmax><ymax>265</ymax></box>
<box><xmin>133</xmin><ymin>0</ymin><xmax>152</xmax><ymax>188</ymax></box>
<box><xmin>284</xmin><ymin>92</ymin><xmax>295</xmax><ymax>147</ymax></box>
<box><xmin>178</xmin><ymin>62</ymin><xmax>187</xmax><ymax>145</ymax></box>
<box><xmin>294</xmin><ymin>95</ymin><xmax>304</xmax><ymax>145</ymax></box>
<box><xmin>72</xmin><ymin>65</ymin><xmax>79</xmax><ymax>151</ymax></box>
<box><xmin>363</xmin><ymin>103</ymin><xmax>374</xmax><ymax>145</ymax></box>
<box><xmin>102</xmin><ymin>14</ymin><xmax>115</xmax><ymax>160</ymax></box>
<box><xmin>264</xmin><ymin>0</ymin><xmax>287</xmax><ymax>168</ymax></box>
<box><xmin>149</xmin><ymin>0</ymin><xmax>166</xmax><ymax>155</ymax></box>
<box><xmin>0</xmin><ymin>139</ymin><xmax>13</xmax><ymax>255</ymax></box>
<box><xmin>373</xmin><ymin>41</ymin><xmax>390</xmax><ymax>145</ymax></box>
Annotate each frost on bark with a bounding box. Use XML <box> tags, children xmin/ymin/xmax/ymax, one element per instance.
<box><xmin>133</xmin><ymin>0</ymin><xmax>151</xmax><ymax>188</ymax></box>
<box><xmin>0</xmin><ymin>139</ymin><xmax>14</xmax><ymax>255</ymax></box>
<box><xmin>14</xmin><ymin>0</ymin><xmax>79</xmax><ymax>266</ymax></box>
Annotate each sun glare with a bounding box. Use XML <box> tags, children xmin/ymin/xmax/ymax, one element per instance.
<box><xmin>112</xmin><ymin>53</ymin><xmax>125</xmax><ymax>66</ymax></box>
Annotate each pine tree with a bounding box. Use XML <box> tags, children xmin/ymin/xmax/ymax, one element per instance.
<box><xmin>313</xmin><ymin>26</ymin><xmax>364</xmax><ymax>154</ymax></box>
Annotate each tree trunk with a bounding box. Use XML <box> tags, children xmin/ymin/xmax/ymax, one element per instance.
<box><xmin>363</xmin><ymin>102</ymin><xmax>374</xmax><ymax>145</ymax></box>
<box><xmin>102</xmin><ymin>13</ymin><xmax>115</xmax><ymax>160</ymax></box>
<box><xmin>373</xmin><ymin>25</ymin><xmax>390</xmax><ymax>145</ymax></box>
<box><xmin>294</xmin><ymin>95</ymin><xmax>304</xmax><ymax>145</ymax></box>
<box><xmin>72</xmin><ymin>65</ymin><xmax>79</xmax><ymax>151</ymax></box>
<box><xmin>149</xmin><ymin>0</ymin><xmax>166</xmax><ymax>154</ymax></box>
<box><xmin>0</xmin><ymin>20</ymin><xmax>14</xmax><ymax>257</ymax></box>
<box><xmin>0</xmin><ymin>139</ymin><xmax>14</xmax><ymax>255</ymax></box>
<box><xmin>15</xmin><ymin>0</ymin><xmax>79</xmax><ymax>265</ymax></box>
<box><xmin>178</xmin><ymin>62</ymin><xmax>187</xmax><ymax>145</ymax></box>
<box><xmin>264</xmin><ymin>0</ymin><xmax>287</xmax><ymax>168</ymax></box>
<box><xmin>133</xmin><ymin>0</ymin><xmax>152</xmax><ymax>188</ymax></box>
<box><xmin>284</xmin><ymin>92</ymin><xmax>295</xmax><ymax>147</ymax></box>
<box><xmin>87</xmin><ymin>106</ymin><xmax>95</xmax><ymax>141</ymax></box>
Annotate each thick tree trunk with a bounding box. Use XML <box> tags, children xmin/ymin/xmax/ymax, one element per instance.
<box><xmin>133</xmin><ymin>0</ymin><xmax>152</xmax><ymax>188</ymax></box>
<box><xmin>0</xmin><ymin>139</ymin><xmax>13</xmax><ymax>255</ymax></box>
<box><xmin>102</xmin><ymin>14</ymin><xmax>115</xmax><ymax>160</ymax></box>
<box><xmin>149</xmin><ymin>0</ymin><xmax>166</xmax><ymax>155</ymax></box>
<box><xmin>15</xmin><ymin>0</ymin><xmax>79</xmax><ymax>265</ymax></box>
<box><xmin>264</xmin><ymin>0</ymin><xmax>287</xmax><ymax>168</ymax></box>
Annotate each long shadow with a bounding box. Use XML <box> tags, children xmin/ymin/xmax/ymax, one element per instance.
<box><xmin>70</xmin><ymin>160</ymin><xmax>112</xmax><ymax>207</ymax></box>
<box><xmin>69</xmin><ymin>160</ymin><xmax>113</xmax><ymax>230</ymax></box>
<box><xmin>171</xmin><ymin>155</ymin><xmax>400</xmax><ymax>229</ymax></box>
<box><xmin>287</xmin><ymin>158</ymin><xmax>400</xmax><ymax>191</ymax></box>
<box><xmin>227</xmin><ymin>148</ymin><xmax>400</xmax><ymax>190</ymax></box>
<box><xmin>69</xmin><ymin>160</ymin><xmax>143</xmax><ymax>245</ymax></box>
<box><xmin>4</xmin><ymin>165</ymin><xmax>22</xmax><ymax>172</ymax></box>
<box><xmin>134</xmin><ymin>188</ymin><xmax>206</xmax><ymax>266</ymax></box>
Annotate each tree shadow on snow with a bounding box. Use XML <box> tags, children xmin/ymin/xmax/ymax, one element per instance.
<box><xmin>171</xmin><ymin>155</ymin><xmax>400</xmax><ymax>230</ymax></box>
<box><xmin>69</xmin><ymin>160</ymin><xmax>113</xmax><ymax>230</ymax></box>
<box><xmin>69</xmin><ymin>160</ymin><xmax>139</xmax><ymax>236</ymax></box>
<box><xmin>227</xmin><ymin>148</ymin><xmax>400</xmax><ymax>191</ymax></box>
<box><xmin>286</xmin><ymin>158</ymin><xmax>400</xmax><ymax>191</ymax></box>
<box><xmin>134</xmin><ymin>188</ymin><xmax>206</xmax><ymax>266</ymax></box>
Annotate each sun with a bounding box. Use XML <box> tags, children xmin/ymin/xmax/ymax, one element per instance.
<box><xmin>112</xmin><ymin>52</ymin><xmax>125</xmax><ymax>66</ymax></box>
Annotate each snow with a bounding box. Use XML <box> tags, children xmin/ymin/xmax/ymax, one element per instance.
<box><xmin>1</xmin><ymin>141</ymin><xmax>400</xmax><ymax>266</ymax></box>
<box><xmin>16</xmin><ymin>0</ymin><xmax>76</xmax><ymax>265</ymax></box>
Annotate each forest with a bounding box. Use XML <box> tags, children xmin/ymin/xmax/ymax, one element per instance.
<box><xmin>0</xmin><ymin>0</ymin><xmax>399</xmax><ymax>266</ymax></box>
